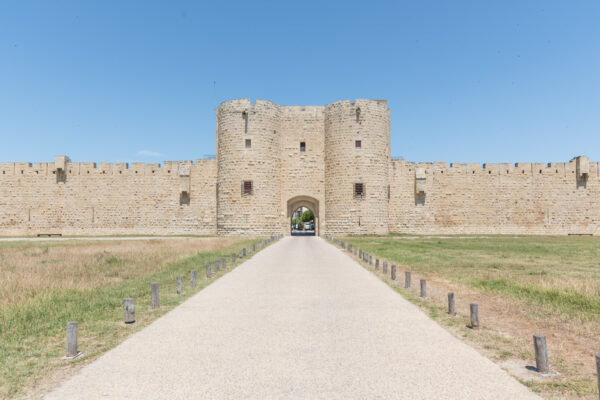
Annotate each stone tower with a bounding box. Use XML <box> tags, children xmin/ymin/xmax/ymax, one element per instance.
<box><xmin>216</xmin><ymin>99</ymin><xmax>282</xmax><ymax>235</ymax></box>
<box><xmin>324</xmin><ymin>100</ymin><xmax>390</xmax><ymax>235</ymax></box>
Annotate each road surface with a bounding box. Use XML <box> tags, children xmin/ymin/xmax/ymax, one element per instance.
<box><xmin>45</xmin><ymin>236</ymin><xmax>540</xmax><ymax>399</ymax></box>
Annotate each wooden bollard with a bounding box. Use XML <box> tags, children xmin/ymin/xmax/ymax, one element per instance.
<box><xmin>470</xmin><ymin>303</ymin><xmax>479</xmax><ymax>328</ymax></box>
<box><xmin>391</xmin><ymin>264</ymin><xmax>396</xmax><ymax>281</ymax></box>
<box><xmin>124</xmin><ymin>298</ymin><xmax>135</xmax><ymax>323</ymax></box>
<box><xmin>383</xmin><ymin>262</ymin><xmax>388</xmax><ymax>275</ymax></box>
<box><xmin>420</xmin><ymin>279</ymin><xmax>426</xmax><ymax>298</ymax></box>
<box><xmin>190</xmin><ymin>270</ymin><xmax>197</xmax><ymax>288</ymax></box>
<box><xmin>448</xmin><ymin>293</ymin><xmax>456</xmax><ymax>315</ymax></box>
<box><xmin>239</xmin><ymin>249</ymin><xmax>243</xmax><ymax>258</ymax></box>
<box><xmin>354</xmin><ymin>248</ymin><xmax>357</xmax><ymax>256</ymax></box>
<box><xmin>222</xmin><ymin>257</ymin><xmax>226</xmax><ymax>269</ymax></box>
<box><xmin>533</xmin><ymin>334</ymin><xmax>550</xmax><ymax>374</ymax></box>
<box><xmin>595</xmin><ymin>353</ymin><xmax>600</xmax><ymax>399</ymax></box>
<box><xmin>177</xmin><ymin>277</ymin><xmax>183</xmax><ymax>294</ymax></box>
<box><xmin>375</xmin><ymin>259</ymin><xmax>379</xmax><ymax>270</ymax></box>
<box><xmin>243</xmin><ymin>248</ymin><xmax>247</xmax><ymax>257</ymax></box>
<box><xmin>405</xmin><ymin>271</ymin><xmax>411</xmax><ymax>289</ymax></box>
<box><xmin>66</xmin><ymin>321</ymin><xmax>78</xmax><ymax>357</ymax></box>
<box><xmin>359</xmin><ymin>249</ymin><xmax>362</xmax><ymax>258</ymax></box>
<box><xmin>206</xmin><ymin>264</ymin><xmax>211</xmax><ymax>278</ymax></box>
<box><xmin>369</xmin><ymin>255</ymin><xmax>372</xmax><ymax>265</ymax></box>
<box><xmin>151</xmin><ymin>282</ymin><xmax>160</xmax><ymax>308</ymax></box>
<box><xmin>215</xmin><ymin>259</ymin><xmax>220</xmax><ymax>272</ymax></box>
<box><xmin>232</xmin><ymin>253</ymin><xmax>236</xmax><ymax>263</ymax></box>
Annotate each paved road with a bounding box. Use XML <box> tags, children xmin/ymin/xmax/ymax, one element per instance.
<box><xmin>45</xmin><ymin>237</ymin><xmax>540</xmax><ymax>399</ymax></box>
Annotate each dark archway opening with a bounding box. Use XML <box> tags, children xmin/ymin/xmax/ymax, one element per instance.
<box><xmin>291</xmin><ymin>206</ymin><xmax>315</xmax><ymax>236</ymax></box>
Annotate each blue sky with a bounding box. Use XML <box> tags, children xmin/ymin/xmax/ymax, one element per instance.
<box><xmin>1</xmin><ymin>1</ymin><xmax>598</xmax><ymax>164</ymax></box>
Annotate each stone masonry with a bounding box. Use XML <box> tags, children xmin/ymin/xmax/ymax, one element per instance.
<box><xmin>0</xmin><ymin>98</ymin><xmax>598</xmax><ymax>236</ymax></box>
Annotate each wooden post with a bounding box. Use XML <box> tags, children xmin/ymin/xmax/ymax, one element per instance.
<box><xmin>420</xmin><ymin>279</ymin><xmax>426</xmax><ymax>298</ymax></box>
<box><xmin>215</xmin><ymin>259</ymin><xmax>220</xmax><ymax>272</ymax></box>
<box><xmin>369</xmin><ymin>255</ymin><xmax>372</xmax><ymax>265</ymax></box>
<box><xmin>359</xmin><ymin>249</ymin><xmax>362</xmax><ymax>258</ymax></box>
<box><xmin>375</xmin><ymin>259</ymin><xmax>379</xmax><ymax>270</ymax></box>
<box><xmin>243</xmin><ymin>248</ymin><xmax>247</xmax><ymax>257</ymax></box>
<box><xmin>595</xmin><ymin>353</ymin><xmax>600</xmax><ymax>399</ymax></box>
<box><xmin>533</xmin><ymin>334</ymin><xmax>549</xmax><ymax>374</ymax></box>
<box><xmin>383</xmin><ymin>262</ymin><xmax>388</xmax><ymax>275</ymax></box>
<box><xmin>405</xmin><ymin>271</ymin><xmax>411</xmax><ymax>289</ymax></box>
<box><xmin>123</xmin><ymin>298</ymin><xmax>135</xmax><ymax>323</ymax></box>
<box><xmin>470</xmin><ymin>303</ymin><xmax>479</xmax><ymax>328</ymax></box>
<box><xmin>391</xmin><ymin>264</ymin><xmax>396</xmax><ymax>281</ymax></box>
<box><xmin>151</xmin><ymin>282</ymin><xmax>160</xmax><ymax>308</ymax></box>
<box><xmin>190</xmin><ymin>270</ymin><xmax>197</xmax><ymax>288</ymax></box>
<box><xmin>66</xmin><ymin>321</ymin><xmax>78</xmax><ymax>357</ymax></box>
<box><xmin>222</xmin><ymin>257</ymin><xmax>226</xmax><ymax>269</ymax></box>
<box><xmin>177</xmin><ymin>277</ymin><xmax>183</xmax><ymax>294</ymax></box>
<box><xmin>206</xmin><ymin>264</ymin><xmax>211</xmax><ymax>278</ymax></box>
<box><xmin>232</xmin><ymin>253</ymin><xmax>236</xmax><ymax>263</ymax></box>
<box><xmin>448</xmin><ymin>293</ymin><xmax>456</xmax><ymax>315</ymax></box>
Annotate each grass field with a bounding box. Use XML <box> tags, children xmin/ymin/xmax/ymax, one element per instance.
<box><xmin>340</xmin><ymin>235</ymin><xmax>600</xmax><ymax>399</ymax></box>
<box><xmin>0</xmin><ymin>237</ymin><xmax>263</xmax><ymax>399</ymax></box>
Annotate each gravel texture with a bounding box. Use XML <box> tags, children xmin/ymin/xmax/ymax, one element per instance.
<box><xmin>44</xmin><ymin>236</ymin><xmax>541</xmax><ymax>399</ymax></box>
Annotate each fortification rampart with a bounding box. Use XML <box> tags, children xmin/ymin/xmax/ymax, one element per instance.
<box><xmin>0</xmin><ymin>158</ymin><xmax>217</xmax><ymax>236</ymax></box>
<box><xmin>389</xmin><ymin>156</ymin><xmax>600</xmax><ymax>235</ymax></box>
<box><xmin>1</xmin><ymin>98</ymin><xmax>598</xmax><ymax>236</ymax></box>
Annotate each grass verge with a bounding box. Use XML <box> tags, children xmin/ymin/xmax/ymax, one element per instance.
<box><xmin>0</xmin><ymin>237</ymin><xmax>268</xmax><ymax>399</ymax></box>
<box><xmin>334</xmin><ymin>235</ymin><xmax>600</xmax><ymax>400</ymax></box>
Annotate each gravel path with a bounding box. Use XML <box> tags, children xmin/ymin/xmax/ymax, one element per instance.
<box><xmin>45</xmin><ymin>236</ymin><xmax>540</xmax><ymax>399</ymax></box>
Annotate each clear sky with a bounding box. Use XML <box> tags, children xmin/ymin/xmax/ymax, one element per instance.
<box><xmin>1</xmin><ymin>1</ymin><xmax>598</xmax><ymax>164</ymax></box>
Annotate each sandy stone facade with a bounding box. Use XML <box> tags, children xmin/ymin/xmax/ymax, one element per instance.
<box><xmin>1</xmin><ymin>98</ymin><xmax>598</xmax><ymax>236</ymax></box>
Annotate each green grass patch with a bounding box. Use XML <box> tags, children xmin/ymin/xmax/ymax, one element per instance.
<box><xmin>340</xmin><ymin>235</ymin><xmax>600</xmax><ymax>320</ymax></box>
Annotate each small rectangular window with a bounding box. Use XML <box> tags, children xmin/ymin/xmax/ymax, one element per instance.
<box><xmin>242</xmin><ymin>180</ymin><xmax>253</xmax><ymax>195</ymax></box>
<box><xmin>355</xmin><ymin>140</ymin><xmax>362</xmax><ymax>149</ymax></box>
<box><xmin>180</xmin><ymin>191</ymin><xmax>190</xmax><ymax>205</ymax></box>
<box><xmin>300</xmin><ymin>142</ymin><xmax>306</xmax><ymax>152</ymax></box>
<box><xmin>354</xmin><ymin>183</ymin><xmax>365</xmax><ymax>199</ymax></box>
<box><xmin>245</xmin><ymin>139</ymin><xmax>251</xmax><ymax>149</ymax></box>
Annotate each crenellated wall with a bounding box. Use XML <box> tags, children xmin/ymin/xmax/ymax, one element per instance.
<box><xmin>0</xmin><ymin>158</ymin><xmax>217</xmax><ymax>235</ymax></box>
<box><xmin>1</xmin><ymin>98</ymin><xmax>598</xmax><ymax>237</ymax></box>
<box><xmin>389</xmin><ymin>156</ymin><xmax>600</xmax><ymax>235</ymax></box>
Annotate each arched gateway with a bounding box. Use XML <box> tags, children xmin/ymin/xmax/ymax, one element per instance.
<box><xmin>287</xmin><ymin>196</ymin><xmax>319</xmax><ymax>236</ymax></box>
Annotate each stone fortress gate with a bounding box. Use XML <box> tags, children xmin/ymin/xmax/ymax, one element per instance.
<box><xmin>1</xmin><ymin>99</ymin><xmax>598</xmax><ymax>236</ymax></box>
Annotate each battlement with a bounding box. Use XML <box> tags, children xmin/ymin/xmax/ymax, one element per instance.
<box><xmin>217</xmin><ymin>98</ymin><xmax>389</xmax><ymax>117</ymax></box>
<box><xmin>0</xmin><ymin>157</ymin><xmax>216</xmax><ymax>177</ymax></box>
<box><xmin>391</xmin><ymin>156</ymin><xmax>599</xmax><ymax>178</ymax></box>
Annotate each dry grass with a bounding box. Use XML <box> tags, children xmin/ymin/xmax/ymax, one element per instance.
<box><xmin>0</xmin><ymin>237</ymin><xmax>261</xmax><ymax>399</ymax></box>
<box><xmin>340</xmin><ymin>235</ymin><xmax>600</xmax><ymax>400</ymax></box>
<box><xmin>0</xmin><ymin>238</ymin><xmax>241</xmax><ymax>306</ymax></box>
